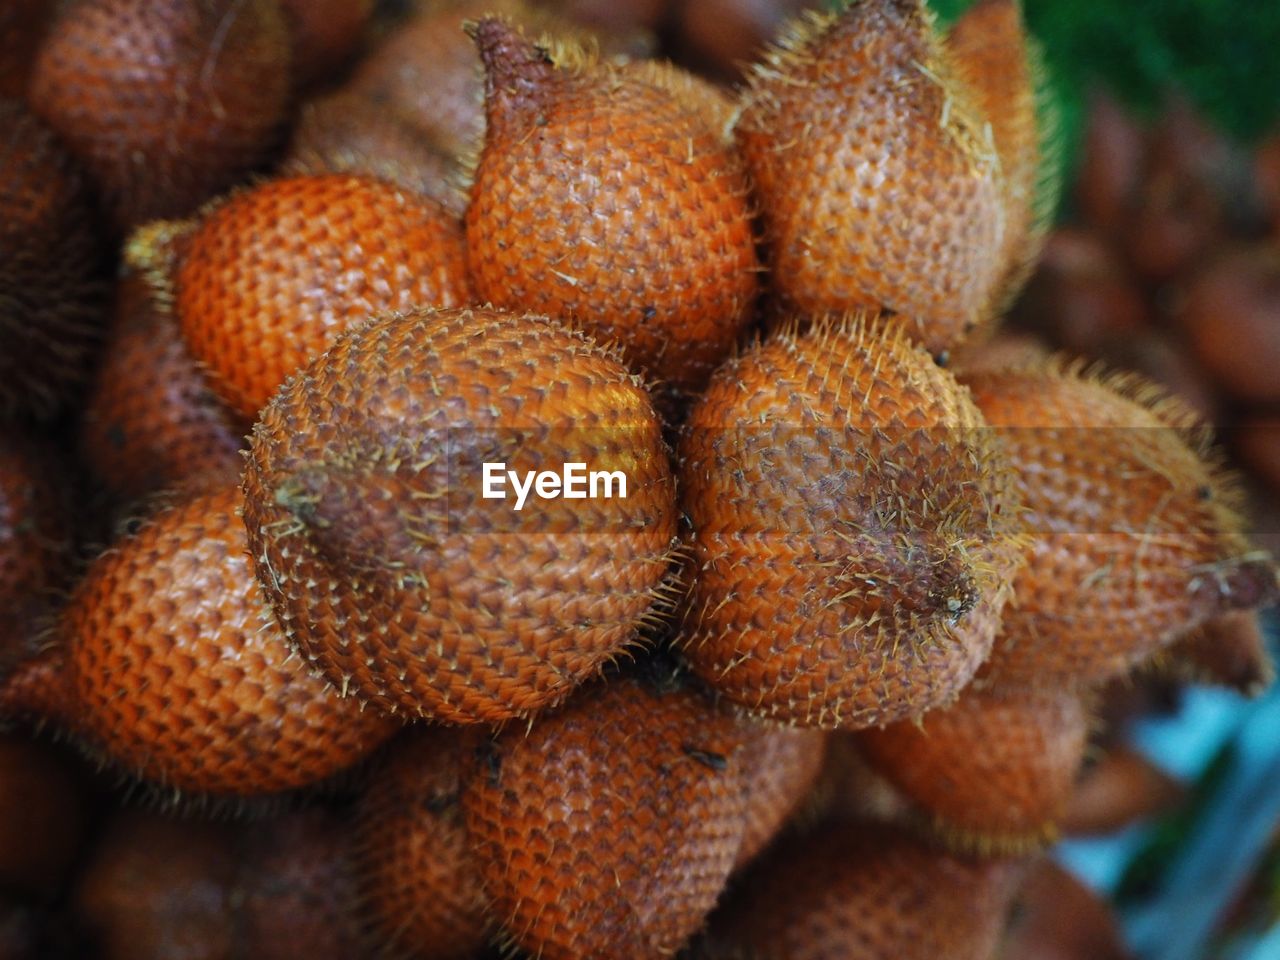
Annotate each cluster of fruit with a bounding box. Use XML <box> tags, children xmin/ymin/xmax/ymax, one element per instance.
<box><xmin>0</xmin><ymin>0</ymin><xmax>1276</xmax><ymax>958</ymax></box>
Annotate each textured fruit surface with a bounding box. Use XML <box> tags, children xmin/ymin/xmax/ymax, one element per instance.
<box><xmin>679</xmin><ymin>318</ymin><xmax>1024</xmax><ymax>728</ymax></box>
<box><xmin>964</xmin><ymin>364</ymin><xmax>1278</xmax><ymax>688</ymax></box>
<box><xmin>278</xmin><ymin>0</ymin><xmax>374</xmax><ymax>86</ymax></box>
<box><xmin>700</xmin><ymin>822</ymin><xmax>1019</xmax><ymax>960</ymax></box>
<box><xmin>282</xmin><ymin>90</ymin><xmax>466</xmax><ymax>215</ymax></box>
<box><xmin>735</xmin><ymin>725</ymin><xmax>828</xmax><ymax>869</ymax></box>
<box><xmin>353</xmin><ymin>730</ymin><xmax>489</xmax><ymax>960</ymax></box>
<box><xmin>175</xmin><ymin>174</ymin><xmax>471</xmax><ymax>420</ymax></box>
<box><xmin>466</xmin><ymin>19</ymin><xmax>760</xmax><ymax>391</ymax></box>
<box><xmin>29</xmin><ymin>0</ymin><xmax>292</xmax><ymax>231</ymax></box>
<box><xmin>3</xmin><ymin>487</ymin><xmax>396</xmax><ymax>797</ymax></box>
<box><xmin>736</xmin><ymin>0</ymin><xmax>1004</xmax><ymax>352</ymax></box>
<box><xmin>80</xmin><ymin>274</ymin><xmax>243</xmax><ymax>506</ymax></box>
<box><xmin>946</xmin><ymin>0</ymin><xmax>1051</xmax><ymax>313</ymax></box>
<box><xmin>1002</xmin><ymin>861</ymin><xmax>1134</xmax><ymax>960</ymax></box>
<box><xmin>1162</xmin><ymin>610</ymin><xmax>1274</xmax><ymax>697</ymax></box>
<box><xmin>462</xmin><ymin>674</ymin><xmax>747</xmax><ymax>960</ymax></box>
<box><xmin>859</xmin><ymin>686</ymin><xmax>1090</xmax><ymax>853</ymax></box>
<box><xmin>0</xmin><ymin>99</ymin><xmax>107</xmax><ymax>418</ymax></box>
<box><xmin>242</xmin><ymin>307</ymin><xmax>678</xmax><ymax>722</ymax></box>
<box><xmin>1062</xmin><ymin>745</ymin><xmax>1184</xmax><ymax>836</ymax></box>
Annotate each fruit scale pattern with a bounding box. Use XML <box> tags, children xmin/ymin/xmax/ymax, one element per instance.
<box><xmin>0</xmin><ymin>0</ymin><xmax>1275</xmax><ymax>958</ymax></box>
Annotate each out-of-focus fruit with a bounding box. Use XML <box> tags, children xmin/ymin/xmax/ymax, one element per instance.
<box><xmin>677</xmin><ymin>0</ymin><xmax>815</xmax><ymax>83</ymax></box>
<box><xmin>0</xmin><ymin>736</ymin><xmax>87</xmax><ymax>900</ymax></box>
<box><xmin>353</xmin><ymin>731</ymin><xmax>489</xmax><ymax>960</ymax></box>
<box><xmin>678</xmin><ymin>317</ymin><xmax>1024</xmax><ymax>729</ymax></box>
<box><xmin>171</xmin><ymin>173</ymin><xmax>471</xmax><ymax>421</ymax></box>
<box><xmin>962</xmin><ymin>364</ymin><xmax>1278</xmax><ymax>688</ymax></box>
<box><xmin>735</xmin><ymin>725</ymin><xmax>828</xmax><ymax>869</ymax></box>
<box><xmin>278</xmin><ymin>0</ymin><xmax>374</xmax><ymax>87</ymax></box>
<box><xmin>1236</xmin><ymin>416</ymin><xmax>1280</xmax><ymax>494</ymax></box>
<box><xmin>29</xmin><ymin>0</ymin><xmax>292</xmax><ymax>232</ymax></box>
<box><xmin>79</xmin><ymin>274</ymin><xmax>243</xmax><ymax>507</ymax></box>
<box><xmin>860</xmin><ymin>686</ymin><xmax>1089</xmax><ymax>854</ymax></box>
<box><xmin>0</xmin><ymin>1</ymin><xmax>53</xmax><ymax>98</ymax></box>
<box><xmin>0</xmin><ymin>487</ymin><xmax>397</xmax><ymax>798</ymax></box>
<box><xmin>1002</xmin><ymin>861</ymin><xmax>1134</xmax><ymax>960</ymax></box>
<box><xmin>1076</xmin><ymin>90</ymin><xmax>1145</xmax><ymax>237</ymax></box>
<box><xmin>948</xmin><ymin>330</ymin><xmax>1052</xmax><ymax>376</ymax></box>
<box><xmin>699</xmin><ymin>822</ymin><xmax>1020</xmax><ymax>960</ymax></box>
<box><xmin>736</xmin><ymin>0</ymin><xmax>1005</xmax><ymax>353</ymax></box>
<box><xmin>1179</xmin><ymin>245</ymin><xmax>1280</xmax><ymax>404</ymax></box>
<box><xmin>466</xmin><ymin>20</ymin><xmax>759</xmax><ymax>392</ymax></box>
<box><xmin>281</xmin><ymin>89</ymin><xmax>466</xmax><ymax>215</ymax></box>
<box><xmin>463</xmin><ymin>674</ymin><xmax>747</xmax><ymax>960</ymax></box>
<box><xmin>542</xmin><ymin>0</ymin><xmax>667</xmax><ymax>34</ymax></box>
<box><xmin>0</xmin><ymin>99</ymin><xmax>108</xmax><ymax>419</ymax></box>
<box><xmin>1062</xmin><ymin>745</ymin><xmax>1184</xmax><ymax>836</ymax></box>
<box><xmin>1257</xmin><ymin>134</ymin><xmax>1280</xmax><ymax>235</ymax></box>
<box><xmin>1161</xmin><ymin>610</ymin><xmax>1275</xmax><ymax>697</ymax></box>
<box><xmin>242</xmin><ymin>307</ymin><xmax>679</xmax><ymax>723</ymax></box>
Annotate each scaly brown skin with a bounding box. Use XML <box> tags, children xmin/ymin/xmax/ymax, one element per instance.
<box><xmin>735</xmin><ymin>725</ymin><xmax>829</xmax><ymax>870</ymax></box>
<box><xmin>0</xmin><ymin>99</ymin><xmax>109</xmax><ymax>419</ymax></box>
<box><xmin>678</xmin><ymin>317</ymin><xmax>1025</xmax><ymax>729</ymax></box>
<box><xmin>963</xmin><ymin>364</ymin><xmax>1279</xmax><ymax>689</ymax></box>
<box><xmin>79</xmin><ymin>273</ymin><xmax>244</xmax><ymax>507</ymax></box>
<box><xmin>463</xmin><ymin>674</ymin><xmax>748</xmax><ymax>960</ymax></box>
<box><xmin>698</xmin><ymin>822</ymin><xmax>1021</xmax><ymax>960</ymax></box>
<box><xmin>241</xmin><ymin>307</ymin><xmax>679</xmax><ymax>723</ymax></box>
<box><xmin>859</xmin><ymin>686</ymin><xmax>1090</xmax><ymax>855</ymax></box>
<box><xmin>353</xmin><ymin>730</ymin><xmax>490</xmax><ymax>960</ymax></box>
<box><xmin>29</xmin><ymin>0</ymin><xmax>292</xmax><ymax>233</ymax></box>
<box><xmin>736</xmin><ymin>0</ymin><xmax>1005</xmax><ymax>354</ymax></box>
<box><xmin>174</xmin><ymin>173</ymin><xmax>472</xmax><ymax>421</ymax></box>
<box><xmin>0</xmin><ymin>487</ymin><xmax>398</xmax><ymax>799</ymax></box>
<box><xmin>466</xmin><ymin>18</ymin><xmax>760</xmax><ymax>394</ymax></box>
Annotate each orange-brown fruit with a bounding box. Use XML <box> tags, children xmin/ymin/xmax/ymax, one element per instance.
<box><xmin>29</xmin><ymin>0</ymin><xmax>292</xmax><ymax>232</ymax></box>
<box><xmin>0</xmin><ymin>487</ymin><xmax>397</xmax><ymax>798</ymax></box>
<box><xmin>0</xmin><ymin>735</ymin><xmax>88</xmax><ymax>900</ymax></box>
<box><xmin>79</xmin><ymin>274</ymin><xmax>243</xmax><ymax>507</ymax></box>
<box><xmin>462</xmin><ymin>673</ymin><xmax>748</xmax><ymax>960</ymax></box>
<box><xmin>736</xmin><ymin>0</ymin><xmax>1004</xmax><ymax>353</ymax></box>
<box><xmin>74</xmin><ymin>807</ymin><xmax>363</xmax><ymax>960</ymax></box>
<box><xmin>466</xmin><ymin>19</ymin><xmax>760</xmax><ymax>392</ymax></box>
<box><xmin>1160</xmin><ymin>610</ymin><xmax>1275</xmax><ymax>697</ymax></box>
<box><xmin>0</xmin><ymin>429</ymin><xmax>75</xmax><ymax>667</ymax></box>
<box><xmin>698</xmin><ymin>822</ymin><xmax>1020</xmax><ymax>960</ymax></box>
<box><xmin>1002</xmin><ymin>861</ymin><xmax>1134</xmax><ymax>960</ymax></box>
<box><xmin>172</xmin><ymin>173</ymin><xmax>471</xmax><ymax>421</ymax></box>
<box><xmin>735</xmin><ymin>725</ymin><xmax>829</xmax><ymax>869</ymax></box>
<box><xmin>281</xmin><ymin>89</ymin><xmax>467</xmax><ymax>215</ymax></box>
<box><xmin>678</xmin><ymin>318</ymin><xmax>1024</xmax><ymax>729</ymax></box>
<box><xmin>1061</xmin><ymin>745</ymin><xmax>1184</xmax><ymax>836</ymax></box>
<box><xmin>278</xmin><ymin>0</ymin><xmax>375</xmax><ymax>87</ymax></box>
<box><xmin>1179</xmin><ymin>245</ymin><xmax>1280</xmax><ymax>405</ymax></box>
<box><xmin>1236</xmin><ymin>415</ymin><xmax>1280</xmax><ymax>494</ymax></box>
<box><xmin>0</xmin><ymin>0</ymin><xmax>53</xmax><ymax>98</ymax></box>
<box><xmin>676</xmin><ymin>0</ymin><xmax>816</xmax><ymax>84</ymax></box>
<box><xmin>0</xmin><ymin>99</ymin><xmax>108</xmax><ymax>419</ymax></box>
<box><xmin>1076</xmin><ymin>90</ymin><xmax>1145</xmax><ymax>237</ymax></box>
<box><xmin>946</xmin><ymin>0</ymin><xmax>1056</xmax><ymax>314</ymax></box>
<box><xmin>353</xmin><ymin>730</ymin><xmax>489</xmax><ymax>960</ymax></box>
<box><xmin>963</xmin><ymin>363</ymin><xmax>1279</xmax><ymax>688</ymax></box>
<box><xmin>947</xmin><ymin>330</ymin><xmax>1052</xmax><ymax>377</ymax></box>
<box><xmin>807</xmin><ymin>731</ymin><xmax>913</xmax><ymax>826</ymax></box>
<box><xmin>241</xmin><ymin>307</ymin><xmax>679</xmax><ymax>723</ymax></box>
<box><xmin>858</xmin><ymin>686</ymin><xmax>1090</xmax><ymax>854</ymax></box>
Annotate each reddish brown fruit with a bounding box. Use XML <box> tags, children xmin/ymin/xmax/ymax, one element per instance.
<box><xmin>0</xmin><ymin>487</ymin><xmax>397</xmax><ymax>798</ymax></box>
<box><xmin>1062</xmin><ymin>745</ymin><xmax>1184</xmax><ymax>836</ymax></box>
<box><xmin>948</xmin><ymin>331</ymin><xmax>1052</xmax><ymax>377</ymax></box>
<box><xmin>1179</xmin><ymin>245</ymin><xmax>1280</xmax><ymax>405</ymax></box>
<box><xmin>466</xmin><ymin>20</ymin><xmax>759</xmax><ymax>392</ymax></box>
<box><xmin>1257</xmin><ymin>134</ymin><xmax>1280</xmax><ymax>235</ymax></box>
<box><xmin>678</xmin><ymin>318</ymin><xmax>1024</xmax><ymax>729</ymax></box>
<box><xmin>173</xmin><ymin>174</ymin><xmax>471</xmax><ymax>420</ymax></box>
<box><xmin>735</xmin><ymin>725</ymin><xmax>828</xmax><ymax>869</ymax></box>
<box><xmin>859</xmin><ymin>686</ymin><xmax>1090</xmax><ymax>854</ymax></box>
<box><xmin>278</xmin><ymin>0</ymin><xmax>375</xmax><ymax>87</ymax></box>
<box><xmin>736</xmin><ymin>0</ymin><xmax>1005</xmax><ymax>353</ymax></box>
<box><xmin>700</xmin><ymin>823</ymin><xmax>1020</xmax><ymax>960</ymax></box>
<box><xmin>962</xmin><ymin>364</ymin><xmax>1278</xmax><ymax>688</ymax></box>
<box><xmin>0</xmin><ymin>735</ymin><xmax>87</xmax><ymax>900</ymax></box>
<box><xmin>1076</xmin><ymin>91</ymin><xmax>1145</xmax><ymax>236</ymax></box>
<box><xmin>1161</xmin><ymin>610</ymin><xmax>1275</xmax><ymax>697</ymax></box>
<box><xmin>463</xmin><ymin>674</ymin><xmax>748</xmax><ymax>960</ymax></box>
<box><xmin>241</xmin><ymin>307</ymin><xmax>679</xmax><ymax>723</ymax></box>
<box><xmin>0</xmin><ymin>99</ymin><xmax>108</xmax><ymax>418</ymax></box>
<box><xmin>353</xmin><ymin>731</ymin><xmax>489</xmax><ymax>960</ymax></box>
<box><xmin>1236</xmin><ymin>416</ymin><xmax>1280</xmax><ymax>494</ymax></box>
<box><xmin>74</xmin><ymin>808</ymin><xmax>363</xmax><ymax>960</ymax></box>
<box><xmin>677</xmin><ymin>0</ymin><xmax>815</xmax><ymax>83</ymax></box>
<box><xmin>0</xmin><ymin>1</ymin><xmax>53</xmax><ymax>98</ymax></box>
<box><xmin>29</xmin><ymin>0</ymin><xmax>292</xmax><ymax>232</ymax></box>
<box><xmin>0</xmin><ymin>430</ymin><xmax>75</xmax><ymax>668</ymax></box>
<box><xmin>946</xmin><ymin>0</ymin><xmax>1052</xmax><ymax>313</ymax></box>
<box><xmin>79</xmin><ymin>274</ymin><xmax>243</xmax><ymax>507</ymax></box>
<box><xmin>543</xmin><ymin>0</ymin><xmax>668</xmax><ymax>34</ymax></box>
<box><xmin>281</xmin><ymin>89</ymin><xmax>467</xmax><ymax>215</ymax></box>
<box><xmin>1002</xmin><ymin>862</ymin><xmax>1134</xmax><ymax>960</ymax></box>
